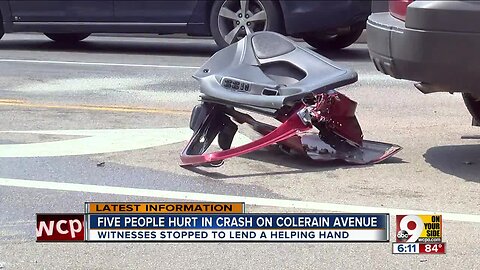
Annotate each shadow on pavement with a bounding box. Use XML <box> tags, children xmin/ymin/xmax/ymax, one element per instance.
<box><xmin>184</xmin><ymin>147</ymin><xmax>405</xmax><ymax>179</ymax></box>
<box><xmin>314</xmin><ymin>46</ymin><xmax>371</xmax><ymax>62</ymax></box>
<box><xmin>424</xmin><ymin>143</ymin><xmax>480</xmax><ymax>183</ymax></box>
<box><xmin>0</xmin><ymin>39</ymin><xmax>218</xmax><ymax>57</ymax></box>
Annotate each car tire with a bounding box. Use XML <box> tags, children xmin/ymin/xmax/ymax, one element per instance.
<box><xmin>210</xmin><ymin>0</ymin><xmax>282</xmax><ymax>48</ymax></box>
<box><xmin>0</xmin><ymin>21</ymin><xmax>4</xmax><ymax>40</ymax></box>
<box><xmin>44</xmin><ymin>33</ymin><xmax>91</xmax><ymax>43</ymax></box>
<box><xmin>462</xmin><ymin>93</ymin><xmax>480</xmax><ymax>126</ymax></box>
<box><xmin>303</xmin><ymin>24</ymin><xmax>364</xmax><ymax>51</ymax></box>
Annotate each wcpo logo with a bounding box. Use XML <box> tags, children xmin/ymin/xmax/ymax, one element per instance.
<box><xmin>36</xmin><ymin>214</ymin><xmax>85</xmax><ymax>241</ymax></box>
<box><xmin>396</xmin><ymin>215</ymin><xmax>442</xmax><ymax>243</ymax></box>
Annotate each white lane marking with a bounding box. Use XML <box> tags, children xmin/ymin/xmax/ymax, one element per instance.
<box><xmin>0</xmin><ymin>59</ymin><xmax>199</xmax><ymax>69</ymax></box>
<box><xmin>0</xmin><ymin>177</ymin><xmax>478</xmax><ymax>223</ymax></box>
<box><xmin>359</xmin><ymin>74</ymin><xmax>401</xmax><ymax>81</ymax></box>
<box><xmin>0</xmin><ymin>59</ymin><xmax>404</xmax><ymax>82</ymax></box>
<box><xmin>0</xmin><ymin>128</ymin><xmax>251</xmax><ymax>157</ymax></box>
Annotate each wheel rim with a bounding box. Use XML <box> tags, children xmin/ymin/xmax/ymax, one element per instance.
<box><xmin>217</xmin><ymin>0</ymin><xmax>268</xmax><ymax>44</ymax></box>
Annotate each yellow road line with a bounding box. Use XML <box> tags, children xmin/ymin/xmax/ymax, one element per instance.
<box><xmin>0</xmin><ymin>99</ymin><xmax>25</xmax><ymax>104</ymax></box>
<box><xmin>0</xmin><ymin>99</ymin><xmax>190</xmax><ymax>115</ymax></box>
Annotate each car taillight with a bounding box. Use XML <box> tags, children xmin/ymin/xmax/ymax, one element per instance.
<box><xmin>389</xmin><ymin>0</ymin><xmax>414</xmax><ymax>21</ymax></box>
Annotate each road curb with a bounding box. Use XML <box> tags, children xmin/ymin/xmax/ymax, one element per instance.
<box><xmin>16</xmin><ymin>31</ymin><xmax>367</xmax><ymax>44</ymax></box>
<box><xmin>92</xmin><ymin>30</ymin><xmax>368</xmax><ymax>44</ymax></box>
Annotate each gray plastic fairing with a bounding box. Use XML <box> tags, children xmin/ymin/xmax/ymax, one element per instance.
<box><xmin>193</xmin><ymin>31</ymin><xmax>357</xmax><ymax>110</ymax></box>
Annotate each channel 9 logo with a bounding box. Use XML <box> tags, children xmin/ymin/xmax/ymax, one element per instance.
<box><xmin>396</xmin><ymin>215</ymin><xmax>442</xmax><ymax>243</ymax></box>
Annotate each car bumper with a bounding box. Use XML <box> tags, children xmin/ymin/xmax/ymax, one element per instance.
<box><xmin>367</xmin><ymin>12</ymin><xmax>480</xmax><ymax>93</ymax></box>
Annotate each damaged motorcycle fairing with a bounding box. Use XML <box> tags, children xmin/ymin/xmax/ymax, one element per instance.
<box><xmin>180</xmin><ymin>31</ymin><xmax>401</xmax><ymax>167</ymax></box>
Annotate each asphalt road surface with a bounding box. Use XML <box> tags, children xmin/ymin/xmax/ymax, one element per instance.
<box><xmin>0</xmin><ymin>33</ymin><xmax>479</xmax><ymax>269</ymax></box>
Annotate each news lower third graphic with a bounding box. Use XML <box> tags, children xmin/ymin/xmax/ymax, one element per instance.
<box><xmin>392</xmin><ymin>215</ymin><xmax>446</xmax><ymax>254</ymax></box>
<box><xmin>86</xmin><ymin>202</ymin><xmax>245</xmax><ymax>214</ymax></box>
<box><xmin>36</xmin><ymin>214</ymin><xmax>85</xmax><ymax>242</ymax></box>
<box><xmin>36</xmin><ymin>202</ymin><xmax>390</xmax><ymax>242</ymax></box>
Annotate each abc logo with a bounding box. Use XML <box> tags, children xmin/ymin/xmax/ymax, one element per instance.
<box><xmin>396</xmin><ymin>230</ymin><xmax>409</xmax><ymax>240</ymax></box>
<box><xmin>396</xmin><ymin>215</ymin><xmax>424</xmax><ymax>243</ymax></box>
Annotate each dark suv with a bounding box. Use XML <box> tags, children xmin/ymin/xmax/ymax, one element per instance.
<box><xmin>0</xmin><ymin>0</ymin><xmax>371</xmax><ymax>50</ymax></box>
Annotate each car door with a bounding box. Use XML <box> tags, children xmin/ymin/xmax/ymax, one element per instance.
<box><xmin>8</xmin><ymin>0</ymin><xmax>114</xmax><ymax>22</ymax></box>
<box><xmin>113</xmin><ymin>0</ymin><xmax>197</xmax><ymax>23</ymax></box>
